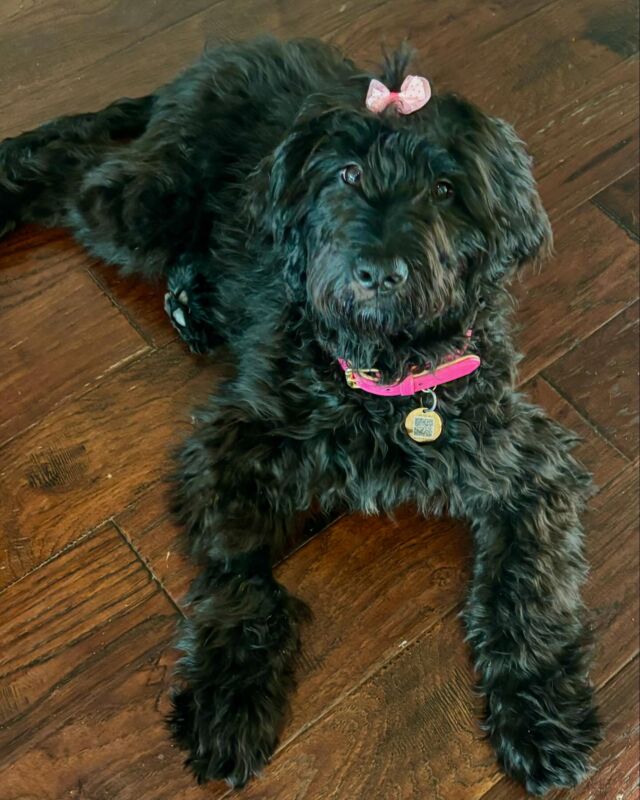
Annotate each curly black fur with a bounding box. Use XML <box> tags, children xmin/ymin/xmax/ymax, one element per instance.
<box><xmin>0</xmin><ymin>37</ymin><xmax>601</xmax><ymax>795</ymax></box>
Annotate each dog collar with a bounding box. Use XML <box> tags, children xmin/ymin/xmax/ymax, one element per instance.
<box><xmin>338</xmin><ymin>330</ymin><xmax>481</xmax><ymax>397</ymax></box>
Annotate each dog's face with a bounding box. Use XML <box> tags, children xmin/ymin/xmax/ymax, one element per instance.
<box><xmin>254</xmin><ymin>87</ymin><xmax>551</xmax><ymax>368</ymax></box>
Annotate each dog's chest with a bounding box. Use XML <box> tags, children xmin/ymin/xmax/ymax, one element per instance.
<box><xmin>328</xmin><ymin>404</ymin><xmax>452</xmax><ymax>514</ymax></box>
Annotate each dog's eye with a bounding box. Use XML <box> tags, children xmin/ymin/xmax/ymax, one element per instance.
<box><xmin>432</xmin><ymin>179</ymin><xmax>455</xmax><ymax>201</ymax></box>
<box><xmin>340</xmin><ymin>164</ymin><xmax>362</xmax><ymax>186</ymax></box>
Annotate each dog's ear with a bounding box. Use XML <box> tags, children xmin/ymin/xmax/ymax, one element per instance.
<box><xmin>246</xmin><ymin>117</ymin><xmax>325</xmax><ymax>297</ymax></box>
<box><xmin>451</xmin><ymin>104</ymin><xmax>553</xmax><ymax>274</ymax></box>
<box><xmin>248</xmin><ymin>124</ymin><xmax>318</xmax><ymax>243</ymax></box>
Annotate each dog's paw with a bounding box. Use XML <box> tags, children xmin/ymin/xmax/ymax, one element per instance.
<box><xmin>164</xmin><ymin>286</ymin><xmax>190</xmax><ymax>332</ymax></box>
<box><xmin>164</xmin><ymin>264</ymin><xmax>221</xmax><ymax>354</ymax></box>
<box><xmin>489</xmin><ymin>674</ymin><xmax>601</xmax><ymax>795</ymax></box>
<box><xmin>168</xmin><ymin>684</ymin><xmax>278</xmax><ymax>788</ymax></box>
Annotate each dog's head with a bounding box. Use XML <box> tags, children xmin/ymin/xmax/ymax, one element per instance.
<box><xmin>251</xmin><ymin>50</ymin><xmax>551</xmax><ymax>371</ymax></box>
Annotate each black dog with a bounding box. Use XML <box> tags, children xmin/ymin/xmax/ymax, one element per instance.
<box><xmin>0</xmin><ymin>37</ymin><xmax>601</xmax><ymax>795</ymax></box>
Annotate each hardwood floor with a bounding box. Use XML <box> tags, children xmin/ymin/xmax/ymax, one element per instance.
<box><xmin>0</xmin><ymin>2</ymin><xmax>638</xmax><ymax>798</ymax></box>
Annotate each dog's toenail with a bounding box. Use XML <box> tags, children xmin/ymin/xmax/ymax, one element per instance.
<box><xmin>178</xmin><ymin>290</ymin><xmax>188</xmax><ymax>304</ymax></box>
<box><xmin>173</xmin><ymin>308</ymin><xmax>186</xmax><ymax>327</ymax></box>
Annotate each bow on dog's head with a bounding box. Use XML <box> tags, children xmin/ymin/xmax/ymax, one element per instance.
<box><xmin>250</xmin><ymin>46</ymin><xmax>551</xmax><ymax>369</ymax></box>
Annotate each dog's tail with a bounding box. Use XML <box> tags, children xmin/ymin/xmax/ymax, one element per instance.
<box><xmin>0</xmin><ymin>94</ymin><xmax>154</xmax><ymax>237</ymax></box>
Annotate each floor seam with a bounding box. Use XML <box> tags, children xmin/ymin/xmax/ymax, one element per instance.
<box><xmin>541</xmin><ymin>374</ymin><xmax>633</xmax><ymax>464</ymax></box>
<box><xmin>84</xmin><ymin>264</ymin><xmax>161</xmax><ymax>348</ymax></box>
<box><xmin>112</xmin><ymin>518</ymin><xmax>186</xmax><ymax>618</ymax></box>
<box><xmin>591</xmin><ymin>195</ymin><xmax>640</xmax><ymax>244</ymax></box>
<box><xmin>518</xmin><ymin>297</ymin><xmax>638</xmax><ymax>388</ymax></box>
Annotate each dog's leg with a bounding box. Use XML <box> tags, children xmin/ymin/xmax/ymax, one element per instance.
<box><xmin>0</xmin><ymin>97</ymin><xmax>153</xmax><ymax>238</ymax></box>
<box><xmin>0</xmin><ymin>97</ymin><xmax>209</xmax><ymax>280</ymax></box>
<box><xmin>167</xmin><ymin>405</ymin><xmax>314</xmax><ymax>787</ymax></box>
<box><xmin>454</xmin><ymin>406</ymin><xmax>601</xmax><ymax>795</ymax></box>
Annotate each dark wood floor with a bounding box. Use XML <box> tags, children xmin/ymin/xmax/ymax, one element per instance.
<box><xmin>0</xmin><ymin>2</ymin><xmax>638</xmax><ymax>799</ymax></box>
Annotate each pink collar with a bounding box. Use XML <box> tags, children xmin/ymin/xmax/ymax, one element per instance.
<box><xmin>338</xmin><ymin>331</ymin><xmax>481</xmax><ymax>397</ymax></box>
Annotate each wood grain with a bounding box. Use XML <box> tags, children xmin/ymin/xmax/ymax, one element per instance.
<box><xmin>523</xmin><ymin>376</ymin><xmax>629</xmax><ymax>487</ymax></box>
<box><xmin>0</xmin><ymin>523</ymin><xmax>203</xmax><ymax>800</ymax></box>
<box><xmin>237</xmin><ymin>612</ymin><xmax>500</xmax><ymax>800</ymax></box>
<box><xmin>0</xmin><ymin>226</ymin><xmax>148</xmax><ymax>447</ymax></box>
<box><xmin>545</xmin><ymin>301</ymin><xmax>639</xmax><ymax>459</ymax></box>
<box><xmin>116</xmin><ymin>484</ymin><xmax>196</xmax><ymax>602</ymax></box>
<box><xmin>583</xmin><ymin>461</ymin><xmax>639</xmax><ymax>685</ymax></box>
<box><xmin>0</xmin><ymin>343</ymin><xmax>216</xmax><ymax>590</ymax></box>
<box><xmin>0</xmin><ymin>0</ymin><xmax>217</xmax><ymax>137</ymax></box>
<box><xmin>515</xmin><ymin>201</ymin><xmax>639</xmax><ymax>383</ymax></box>
<box><xmin>593</xmin><ymin>167</ymin><xmax>640</xmax><ymax>241</ymax></box>
<box><xmin>528</xmin><ymin>57</ymin><xmax>639</xmax><ymax>221</ymax></box>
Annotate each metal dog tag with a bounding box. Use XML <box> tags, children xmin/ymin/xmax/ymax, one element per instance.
<box><xmin>405</xmin><ymin>407</ymin><xmax>443</xmax><ymax>442</ymax></box>
<box><xmin>404</xmin><ymin>389</ymin><xmax>443</xmax><ymax>443</ymax></box>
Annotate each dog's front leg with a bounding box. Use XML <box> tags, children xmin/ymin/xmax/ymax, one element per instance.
<box><xmin>454</xmin><ymin>407</ymin><xmax>602</xmax><ymax>795</ymax></box>
<box><xmin>168</xmin><ymin>408</ymin><xmax>311</xmax><ymax>788</ymax></box>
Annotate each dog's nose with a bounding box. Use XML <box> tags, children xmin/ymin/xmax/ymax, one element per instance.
<box><xmin>353</xmin><ymin>259</ymin><xmax>408</xmax><ymax>294</ymax></box>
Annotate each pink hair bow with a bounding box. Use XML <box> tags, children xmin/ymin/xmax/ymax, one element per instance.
<box><xmin>365</xmin><ymin>75</ymin><xmax>432</xmax><ymax>115</ymax></box>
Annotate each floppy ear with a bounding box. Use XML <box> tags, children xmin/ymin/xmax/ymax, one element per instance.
<box><xmin>247</xmin><ymin>124</ymin><xmax>318</xmax><ymax>244</ymax></box>
<box><xmin>247</xmin><ymin>102</ymin><xmax>364</xmax><ymax>240</ymax></box>
<box><xmin>246</xmin><ymin>116</ymin><xmax>327</xmax><ymax>298</ymax></box>
<box><xmin>486</xmin><ymin>116</ymin><xmax>553</xmax><ymax>268</ymax></box>
<box><xmin>453</xmin><ymin>108</ymin><xmax>553</xmax><ymax>274</ymax></box>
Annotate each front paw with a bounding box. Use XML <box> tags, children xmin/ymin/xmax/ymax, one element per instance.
<box><xmin>167</xmin><ymin>583</ymin><xmax>307</xmax><ymax>787</ymax></box>
<box><xmin>488</xmin><ymin>671</ymin><xmax>601</xmax><ymax>795</ymax></box>
<box><xmin>169</xmin><ymin>684</ymin><xmax>278</xmax><ymax>788</ymax></box>
<box><xmin>164</xmin><ymin>262</ymin><xmax>221</xmax><ymax>354</ymax></box>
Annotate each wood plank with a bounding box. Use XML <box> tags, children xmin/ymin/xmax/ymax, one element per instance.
<box><xmin>592</xmin><ymin>168</ymin><xmax>640</xmax><ymax>241</ymax></box>
<box><xmin>524</xmin><ymin>376</ymin><xmax>629</xmax><ymax>487</ymax></box>
<box><xmin>583</xmin><ymin>461</ymin><xmax>640</xmax><ymax>685</ymax></box>
<box><xmin>530</xmin><ymin>60</ymin><xmax>639</xmax><ymax>221</ymax></box>
<box><xmin>0</xmin><ymin>226</ymin><xmax>148</xmax><ymax>447</ymax></box>
<box><xmin>515</xmin><ymin>200</ymin><xmax>638</xmax><ymax>383</ymax></box>
<box><xmin>0</xmin><ymin>0</ymin><xmax>217</xmax><ymax>137</ymax></box>
<box><xmin>214</xmin><ymin>459</ymin><xmax>639</xmax><ymax>800</ymax></box>
<box><xmin>0</xmin><ymin>0</ymin><xmax>393</xmax><ymax>137</ymax></box>
<box><xmin>279</xmin><ymin>512</ymin><xmax>472</xmax><ymax>735</ymax></box>
<box><xmin>0</xmin><ymin>523</ymin><xmax>206</xmax><ymax>800</ymax></box>
<box><xmin>0</xmin><ymin>343</ymin><xmax>217</xmax><ymax>590</ymax></box>
<box><xmin>2</xmin><ymin>459</ymin><xmax>633</xmax><ymax>800</ymax></box>
<box><xmin>544</xmin><ymin>301</ymin><xmax>639</xmax><ymax>459</ymax></box>
<box><xmin>478</xmin><ymin>657</ymin><xmax>640</xmax><ymax>800</ymax></box>
<box><xmin>335</xmin><ymin>0</ymin><xmax>637</xmax><ymax>127</ymax></box>
<box><xmin>89</xmin><ymin>261</ymin><xmax>178</xmax><ymax>348</ymax></box>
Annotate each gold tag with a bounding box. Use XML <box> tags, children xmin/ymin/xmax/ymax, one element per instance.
<box><xmin>404</xmin><ymin>407</ymin><xmax>443</xmax><ymax>442</ymax></box>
